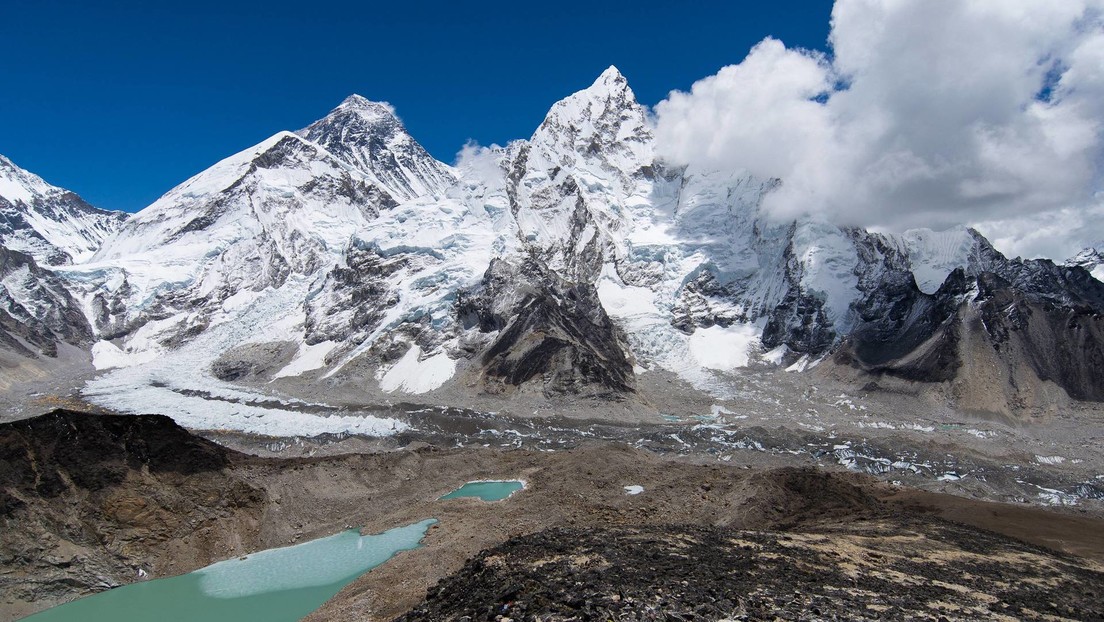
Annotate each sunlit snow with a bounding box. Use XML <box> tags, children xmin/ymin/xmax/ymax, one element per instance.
<box><xmin>378</xmin><ymin>345</ymin><xmax>456</xmax><ymax>394</ymax></box>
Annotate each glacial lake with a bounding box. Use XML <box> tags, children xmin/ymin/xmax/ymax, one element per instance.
<box><xmin>21</xmin><ymin>518</ymin><xmax>437</xmax><ymax>622</ymax></box>
<box><xmin>438</xmin><ymin>480</ymin><xmax>524</xmax><ymax>501</ymax></box>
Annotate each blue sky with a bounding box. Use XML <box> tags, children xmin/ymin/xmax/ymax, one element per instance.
<box><xmin>0</xmin><ymin>1</ymin><xmax>832</xmax><ymax>212</ymax></box>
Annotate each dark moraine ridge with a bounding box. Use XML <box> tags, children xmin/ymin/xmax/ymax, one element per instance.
<box><xmin>0</xmin><ymin>410</ymin><xmax>266</xmax><ymax>612</ymax></box>
<box><xmin>0</xmin><ymin>409</ymin><xmax>242</xmax><ymax>516</ymax></box>
<box><xmin>395</xmin><ymin>520</ymin><xmax>1104</xmax><ymax>622</ymax></box>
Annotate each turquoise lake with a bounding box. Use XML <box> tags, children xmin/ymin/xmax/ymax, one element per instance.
<box><xmin>438</xmin><ymin>480</ymin><xmax>524</xmax><ymax>501</ymax></box>
<box><xmin>20</xmin><ymin>518</ymin><xmax>437</xmax><ymax>622</ymax></box>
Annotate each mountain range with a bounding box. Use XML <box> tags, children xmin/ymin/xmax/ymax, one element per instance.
<box><xmin>2</xmin><ymin>66</ymin><xmax>1103</xmax><ymax>429</ymax></box>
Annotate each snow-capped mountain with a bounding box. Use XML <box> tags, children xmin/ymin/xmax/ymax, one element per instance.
<box><xmin>5</xmin><ymin>67</ymin><xmax>1104</xmax><ymax>427</ymax></box>
<box><xmin>0</xmin><ymin>154</ymin><xmax>127</xmax><ymax>265</ymax></box>
<box><xmin>297</xmin><ymin>95</ymin><xmax>456</xmax><ymax>201</ymax></box>
<box><xmin>1067</xmin><ymin>246</ymin><xmax>1104</xmax><ymax>282</ymax></box>
<box><xmin>79</xmin><ymin>131</ymin><xmax>398</xmax><ymax>335</ymax></box>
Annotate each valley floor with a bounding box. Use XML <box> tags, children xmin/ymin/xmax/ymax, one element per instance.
<box><xmin>3</xmin><ymin>357</ymin><xmax>1104</xmax><ymax>620</ymax></box>
<box><xmin>3</xmin><ymin>410</ymin><xmax>1104</xmax><ymax>621</ymax></box>
<box><xmin>5</xmin><ymin>352</ymin><xmax>1102</xmax><ymax>514</ymax></box>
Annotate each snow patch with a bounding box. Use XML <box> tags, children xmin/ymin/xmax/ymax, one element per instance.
<box><xmin>378</xmin><ymin>345</ymin><xmax>456</xmax><ymax>394</ymax></box>
<box><xmin>761</xmin><ymin>345</ymin><xmax>788</xmax><ymax>366</ymax></box>
<box><xmin>688</xmin><ymin>324</ymin><xmax>759</xmax><ymax>371</ymax></box>
<box><xmin>786</xmin><ymin>355</ymin><xmax>812</xmax><ymax>373</ymax></box>
<box><xmin>272</xmin><ymin>341</ymin><xmax>337</xmax><ymax>379</ymax></box>
<box><xmin>596</xmin><ymin>267</ymin><xmax>660</xmax><ymax>316</ymax></box>
<box><xmin>623</xmin><ymin>485</ymin><xmax>644</xmax><ymax>495</ymax></box>
<box><xmin>90</xmin><ymin>340</ymin><xmax>162</xmax><ymax>370</ymax></box>
<box><xmin>0</xmin><ymin>175</ymin><xmax>42</xmax><ymax>205</ymax></box>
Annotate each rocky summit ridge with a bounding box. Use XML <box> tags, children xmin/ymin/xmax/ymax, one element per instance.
<box><xmin>1</xmin><ymin>67</ymin><xmax>1103</xmax><ymax>427</ymax></box>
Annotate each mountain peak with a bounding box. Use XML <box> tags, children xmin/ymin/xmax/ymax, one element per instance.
<box><xmin>0</xmin><ymin>153</ymin><xmax>53</xmax><ymax>204</ymax></box>
<box><xmin>526</xmin><ymin>64</ymin><xmax>650</xmax><ymax>170</ymax></box>
<box><xmin>297</xmin><ymin>96</ymin><xmax>454</xmax><ymax>201</ymax></box>
<box><xmin>596</xmin><ymin>65</ymin><xmax>627</xmax><ymax>86</ymax></box>
<box><xmin>0</xmin><ymin>153</ymin><xmax>126</xmax><ymax>265</ymax></box>
<box><xmin>1067</xmin><ymin>245</ymin><xmax>1104</xmax><ymax>270</ymax></box>
<box><xmin>336</xmin><ymin>94</ymin><xmax>399</xmax><ymax>119</ymax></box>
<box><xmin>578</xmin><ymin>65</ymin><xmax>635</xmax><ymax>104</ymax></box>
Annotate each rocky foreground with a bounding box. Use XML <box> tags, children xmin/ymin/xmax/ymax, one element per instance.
<box><xmin>2</xmin><ymin>411</ymin><xmax>1103</xmax><ymax>621</ymax></box>
<box><xmin>397</xmin><ymin>520</ymin><xmax>1103</xmax><ymax>621</ymax></box>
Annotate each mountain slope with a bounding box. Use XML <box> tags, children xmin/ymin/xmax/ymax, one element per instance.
<box><xmin>86</xmin><ymin>131</ymin><xmax>396</xmax><ymax>309</ymax></box>
<box><xmin>0</xmin><ymin>154</ymin><xmax>126</xmax><ymax>265</ymax></box>
<box><xmin>832</xmin><ymin>230</ymin><xmax>1104</xmax><ymax>411</ymax></box>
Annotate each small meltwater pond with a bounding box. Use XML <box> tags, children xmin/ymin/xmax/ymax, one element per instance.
<box><xmin>438</xmin><ymin>480</ymin><xmax>525</xmax><ymax>501</ymax></box>
<box><xmin>22</xmin><ymin>519</ymin><xmax>437</xmax><ymax>622</ymax></box>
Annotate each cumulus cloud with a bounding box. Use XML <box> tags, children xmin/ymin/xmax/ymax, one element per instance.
<box><xmin>654</xmin><ymin>0</ymin><xmax>1104</xmax><ymax>260</ymax></box>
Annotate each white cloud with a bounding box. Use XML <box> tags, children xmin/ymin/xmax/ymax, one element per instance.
<box><xmin>453</xmin><ymin>140</ymin><xmax>504</xmax><ymax>179</ymax></box>
<box><xmin>973</xmin><ymin>196</ymin><xmax>1104</xmax><ymax>260</ymax></box>
<box><xmin>654</xmin><ymin>0</ymin><xmax>1104</xmax><ymax>260</ymax></box>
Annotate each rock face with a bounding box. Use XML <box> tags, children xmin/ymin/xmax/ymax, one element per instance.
<box><xmin>0</xmin><ymin>246</ymin><xmax>92</xmax><ymax>357</ymax></box>
<box><xmin>836</xmin><ymin>231</ymin><xmax>1104</xmax><ymax>408</ymax></box>
<box><xmin>0</xmin><ymin>410</ymin><xmax>232</xmax><ymax>508</ymax></box>
<box><xmin>465</xmin><ymin>258</ymin><xmax>635</xmax><ymax>396</ymax></box>
<box><xmin>3</xmin><ymin>68</ymin><xmax>1104</xmax><ymax>414</ymax></box>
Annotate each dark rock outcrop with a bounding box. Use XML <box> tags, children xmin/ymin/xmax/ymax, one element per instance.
<box><xmin>0</xmin><ymin>246</ymin><xmax>93</xmax><ymax>357</ymax></box>
<box><xmin>463</xmin><ymin>258</ymin><xmax>635</xmax><ymax>397</ymax></box>
<box><xmin>0</xmin><ymin>410</ymin><xmax>235</xmax><ymax>511</ymax></box>
<box><xmin>0</xmin><ymin>410</ymin><xmax>264</xmax><ymax>609</ymax></box>
<box><xmin>835</xmin><ymin>229</ymin><xmax>1104</xmax><ymax>405</ymax></box>
<box><xmin>395</xmin><ymin>519</ymin><xmax>1104</xmax><ymax>622</ymax></box>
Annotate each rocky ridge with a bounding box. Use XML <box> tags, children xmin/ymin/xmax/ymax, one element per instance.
<box><xmin>395</xmin><ymin>520</ymin><xmax>1104</xmax><ymax>622</ymax></box>
<box><xmin>0</xmin><ymin>410</ymin><xmax>264</xmax><ymax>615</ymax></box>
<box><xmin>0</xmin><ymin>154</ymin><xmax>126</xmax><ymax>266</ymax></box>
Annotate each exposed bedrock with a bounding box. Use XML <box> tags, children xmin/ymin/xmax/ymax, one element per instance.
<box><xmin>461</xmin><ymin>258</ymin><xmax>635</xmax><ymax>397</ymax></box>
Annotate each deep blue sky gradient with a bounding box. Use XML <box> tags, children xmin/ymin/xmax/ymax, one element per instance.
<box><xmin>0</xmin><ymin>1</ymin><xmax>832</xmax><ymax>212</ymax></box>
